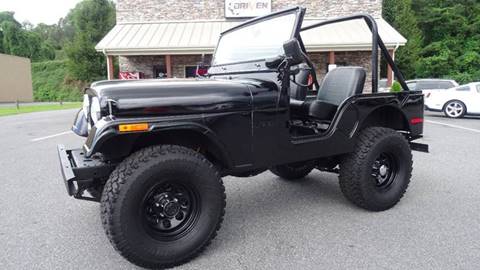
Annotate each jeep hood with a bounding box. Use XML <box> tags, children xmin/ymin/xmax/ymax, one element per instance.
<box><xmin>89</xmin><ymin>78</ymin><xmax>262</xmax><ymax>117</ymax></box>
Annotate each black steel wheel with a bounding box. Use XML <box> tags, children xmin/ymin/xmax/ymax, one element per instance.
<box><xmin>142</xmin><ymin>181</ymin><xmax>200</xmax><ymax>240</ymax></box>
<box><xmin>371</xmin><ymin>152</ymin><xmax>398</xmax><ymax>190</ymax></box>
<box><xmin>101</xmin><ymin>145</ymin><xmax>226</xmax><ymax>269</ymax></box>
<box><xmin>339</xmin><ymin>127</ymin><xmax>412</xmax><ymax>211</ymax></box>
<box><xmin>270</xmin><ymin>160</ymin><xmax>316</xmax><ymax>180</ymax></box>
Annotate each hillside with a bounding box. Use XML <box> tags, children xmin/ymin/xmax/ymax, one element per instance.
<box><xmin>31</xmin><ymin>60</ymin><xmax>85</xmax><ymax>101</ymax></box>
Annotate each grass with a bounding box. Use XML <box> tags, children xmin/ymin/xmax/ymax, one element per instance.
<box><xmin>0</xmin><ymin>102</ymin><xmax>82</xmax><ymax>117</ymax></box>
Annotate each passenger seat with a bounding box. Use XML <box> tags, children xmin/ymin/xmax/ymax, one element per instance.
<box><xmin>291</xmin><ymin>67</ymin><xmax>365</xmax><ymax>121</ymax></box>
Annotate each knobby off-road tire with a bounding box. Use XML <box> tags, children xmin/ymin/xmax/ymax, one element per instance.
<box><xmin>339</xmin><ymin>127</ymin><xmax>412</xmax><ymax>211</ymax></box>
<box><xmin>270</xmin><ymin>160</ymin><xmax>316</xmax><ymax>180</ymax></box>
<box><xmin>101</xmin><ymin>145</ymin><xmax>226</xmax><ymax>269</ymax></box>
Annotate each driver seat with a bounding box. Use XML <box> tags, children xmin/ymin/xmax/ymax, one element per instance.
<box><xmin>307</xmin><ymin>67</ymin><xmax>366</xmax><ymax>120</ymax></box>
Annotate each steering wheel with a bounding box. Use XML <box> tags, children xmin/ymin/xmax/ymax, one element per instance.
<box><xmin>289</xmin><ymin>52</ymin><xmax>319</xmax><ymax>90</ymax></box>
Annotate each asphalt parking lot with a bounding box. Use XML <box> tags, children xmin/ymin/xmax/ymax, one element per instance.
<box><xmin>1</xmin><ymin>109</ymin><xmax>479</xmax><ymax>270</ymax></box>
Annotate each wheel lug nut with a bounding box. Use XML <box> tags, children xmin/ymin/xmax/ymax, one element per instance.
<box><xmin>163</xmin><ymin>220</ymin><xmax>171</xmax><ymax>228</ymax></box>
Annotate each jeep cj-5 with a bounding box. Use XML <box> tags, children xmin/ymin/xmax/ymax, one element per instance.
<box><xmin>58</xmin><ymin>7</ymin><xmax>428</xmax><ymax>269</ymax></box>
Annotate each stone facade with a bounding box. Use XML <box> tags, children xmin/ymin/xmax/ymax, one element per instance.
<box><xmin>309</xmin><ymin>51</ymin><xmax>374</xmax><ymax>92</ymax></box>
<box><xmin>117</xmin><ymin>0</ymin><xmax>382</xmax><ymax>23</ymax></box>
<box><xmin>172</xmin><ymin>55</ymin><xmax>212</xmax><ymax>78</ymax></box>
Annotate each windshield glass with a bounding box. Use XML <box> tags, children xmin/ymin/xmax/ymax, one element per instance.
<box><xmin>213</xmin><ymin>13</ymin><xmax>297</xmax><ymax>65</ymax></box>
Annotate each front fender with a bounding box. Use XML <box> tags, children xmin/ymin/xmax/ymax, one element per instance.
<box><xmin>83</xmin><ymin>116</ymin><xmax>233</xmax><ymax>168</ymax></box>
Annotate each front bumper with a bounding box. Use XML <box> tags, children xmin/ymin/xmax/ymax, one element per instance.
<box><xmin>57</xmin><ymin>144</ymin><xmax>116</xmax><ymax>201</ymax></box>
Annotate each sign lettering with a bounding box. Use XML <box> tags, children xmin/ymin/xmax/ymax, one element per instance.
<box><xmin>225</xmin><ymin>0</ymin><xmax>272</xmax><ymax>18</ymax></box>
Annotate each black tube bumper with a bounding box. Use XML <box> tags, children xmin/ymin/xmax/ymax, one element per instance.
<box><xmin>57</xmin><ymin>144</ymin><xmax>116</xmax><ymax>201</ymax></box>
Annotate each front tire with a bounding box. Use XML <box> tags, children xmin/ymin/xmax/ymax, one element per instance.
<box><xmin>339</xmin><ymin>127</ymin><xmax>412</xmax><ymax>211</ymax></box>
<box><xmin>270</xmin><ymin>161</ymin><xmax>316</xmax><ymax>180</ymax></box>
<box><xmin>101</xmin><ymin>145</ymin><xmax>226</xmax><ymax>269</ymax></box>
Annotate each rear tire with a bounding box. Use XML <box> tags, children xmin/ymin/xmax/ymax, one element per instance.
<box><xmin>101</xmin><ymin>145</ymin><xmax>226</xmax><ymax>269</ymax></box>
<box><xmin>339</xmin><ymin>127</ymin><xmax>412</xmax><ymax>211</ymax></box>
<box><xmin>270</xmin><ymin>161</ymin><xmax>316</xmax><ymax>180</ymax></box>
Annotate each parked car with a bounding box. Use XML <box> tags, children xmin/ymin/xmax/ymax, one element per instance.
<box><xmin>57</xmin><ymin>8</ymin><xmax>428</xmax><ymax>269</ymax></box>
<box><xmin>425</xmin><ymin>82</ymin><xmax>480</xmax><ymax>118</ymax></box>
<box><xmin>406</xmin><ymin>79</ymin><xmax>458</xmax><ymax>92</ymax></box>
<box><xmin>378</xmin><ymin>78</ymin><xmax>390</xmax><ymax>92</ymax></box>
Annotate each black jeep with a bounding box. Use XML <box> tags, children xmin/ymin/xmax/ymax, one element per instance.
<box><xmin>58</xmin><ymin>7</ymin><xmax>428</xmax><ymax>269</ymax></box>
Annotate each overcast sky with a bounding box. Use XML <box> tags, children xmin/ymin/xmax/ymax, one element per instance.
<box><xmin>0</xmin><ymin>0</ymin><xmax>87</xmax><ymax>25</ymax></box>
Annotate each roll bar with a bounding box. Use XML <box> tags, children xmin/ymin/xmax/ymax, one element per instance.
<box><xmin>301</xmin><ymin>14</ymin><xmax>409</xmax><ymax>93</ymax></box>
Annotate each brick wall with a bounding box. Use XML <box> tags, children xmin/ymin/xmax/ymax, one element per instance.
<box><xmin>116</xmin><ymin>0</ymin><xmax>382</xmax><ymax>23</ymax></box>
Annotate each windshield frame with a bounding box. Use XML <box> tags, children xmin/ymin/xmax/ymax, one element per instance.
<box><xmin>211</xmin><ymin>7</ymin><xmax>305</xmax><ymax>68</ymax></box>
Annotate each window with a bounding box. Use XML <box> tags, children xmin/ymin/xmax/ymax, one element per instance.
<box><xmin>417</xmin><ymin>81</ymin><xmax>454</xmax><ymax>90</ymax></box>
<box><xmin>456</xmin><ymin>86</ymin><xmax>470</xmax><ymax>91</ymax></box>
<box><xmin>476</xmin><ymin>84</ymin><xmax>480</xmax><ymax>93</ymax></box>
<box><xmin>213</xmin><ymin>12</ymin><xmax>297</xmax><ymax>65</ymax></box>
<box><xmin>185</xmin><ymin>66</ymin><xmax>210</xmax><ymax>78</ymax></box>
<box><xmin>407</xmin><ymin>82</ymin><xmax>417</xmax><ymax>91</ymax></box>
<box><xmin>153</xmin><ymin>65</ymin><xmax>166</xmax><ymax>78</ymax></box>
<box><xmin>417</xmin><ymin>81</ymin><xmax>438</xmax><ymax>90</ymax></box>
<box><xmin>437</xmin><ymin>81</ymin><xmax>456</xmax><ymax>89</ymax></box>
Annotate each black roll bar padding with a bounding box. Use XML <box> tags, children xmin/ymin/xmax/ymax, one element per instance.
<box><xmin>300</xmin><ymin>14</ymin><xmax>410</xmax><ymax>92</ymax></box>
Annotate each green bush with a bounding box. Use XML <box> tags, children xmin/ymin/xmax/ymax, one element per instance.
<box><xmin>31</xmin><ymin>60</ymin><xmax>85</xmax><ymax>101</ymax></box>
<box><xmin>390</xmin><ymin>81</ymin><xmax>403</xmax><ymax>92</ymax></box>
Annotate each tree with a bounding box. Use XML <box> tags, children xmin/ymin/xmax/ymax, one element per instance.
<box><xmin>1</xmin><ymin>21</ymin><xmax>22</xmax><ymax>55</ymax></box>
<box><xmin>0</xmin><ymin>11</ymin><xmax>21</xmax><ymax>53</ymax></box>
<box><xmin>65</xmin><ymin>0</ymin><xmax>115</xmax><ymax>81</ymax></box>
<box><xmin>0</xmin><ymin>11</ymin><xmax>21</xmax><ymax>27</ymax></box>
<box><xmin>383</xmin><ymin>0</ymin><xmax>422</xmax><ymax>79</ymax></box>
<box><xmin>413</xmin><ymin>0</ymin><xmax>480</xmax><ymax>83</ymax></box>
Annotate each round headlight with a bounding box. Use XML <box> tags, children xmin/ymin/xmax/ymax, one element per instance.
<box><xmin>90</xmin><ymin>97</ymin><xmax>102</xmax><ymax>124</ymax></box>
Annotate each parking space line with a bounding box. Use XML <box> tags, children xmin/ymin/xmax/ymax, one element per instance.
<box><xmin>425</xmin><ymin>120</ymin><xmax>480</xmax><ymax>133</ymax></box>
<box><xmin>30</xmin><ymin>131</ymin><xmax>73</xmax><ymax>142</ymax></box>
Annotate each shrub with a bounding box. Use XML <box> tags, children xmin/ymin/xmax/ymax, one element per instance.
<box><xmin>31</xmin><ymin>60</ymin><xmax>85</xmax><ymax>101</ymax></box>
<box><xmin>390</xmin><ymin>81</ymin><xmax>403</xmax><ymax>92</ymax></box>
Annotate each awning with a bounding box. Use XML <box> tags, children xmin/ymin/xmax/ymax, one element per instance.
<box><xmin>96</xmin><ymin>18</ymin><xmax>406</xmax><ymax>56</ymax></box>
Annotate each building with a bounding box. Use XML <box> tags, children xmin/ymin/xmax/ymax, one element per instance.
<box><xmin>0</xmin><ymin>53</ymin><xmax>33</xmax><ymax>102</ymax></box>
<box><xmin>96</xmin><ymin>0</ymin><xmax>406</xmax><ymax>90</ymax></box>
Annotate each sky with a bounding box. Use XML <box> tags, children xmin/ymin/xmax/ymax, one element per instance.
<box><xmin>0</xmin><ymin>0</ymin><xmax>84</xmax><ymax>25</ymax></box>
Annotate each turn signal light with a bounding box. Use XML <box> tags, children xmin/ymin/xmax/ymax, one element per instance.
<box><xmin>118</xmin><ymin>123</ymin><xmax>149</xmax><ymax>132</ymax></box>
